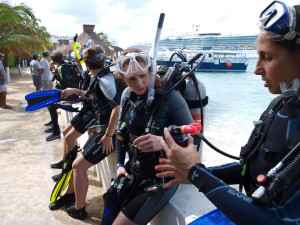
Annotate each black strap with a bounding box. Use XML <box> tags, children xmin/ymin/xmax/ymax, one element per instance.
<box><xmin>239</xmin><ymin>96</ymin><xmax>283</xmax><ymax>192</ymax></box>
<box><xmin>186</xmin><ymin>96</ymin><xmax>209</xmax><ymax>108</ymax></box>
<box><xmin>241</xmin><ymin>96</ymin><xmax>283</xmax><ymax>160</ymax></box>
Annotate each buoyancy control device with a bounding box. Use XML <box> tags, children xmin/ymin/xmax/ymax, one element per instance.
<box><xmin>250</xmin><ymin>79</ymin><xmax>300</xmax><ymax>206</ymax></box>
<box><xmin>156</xmin><ymin>51</ymin><xmax>208</xmax><ymax>153</ymax></box>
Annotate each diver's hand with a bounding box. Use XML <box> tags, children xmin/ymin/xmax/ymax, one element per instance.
<box><xmin>98</xmin><ymin>134</ymin><xmax>114</xmax><ymax>155</ymax></box>
<box><xmin>156</xmin><ymin>158</ymin><xmax>192</xmax><ymax>189</ymax></box>
<box><xmin>160</xmin><ymin>127</ymin><xmax>200</xmax><ymax>178</ymax></box>
<box><xmin>134</xmin><ymin>134</ymin><xmax>162</xmax><ymax>152</ymax></box>
<box><xmin>117</xmin><ymin>166</ymin><xmax>130</xmax><ymax>179</ymax></box>
<box><xmin>61</xmin><ymin>88</ymin><xmax>78</xmax><ymax>99</ymax></box>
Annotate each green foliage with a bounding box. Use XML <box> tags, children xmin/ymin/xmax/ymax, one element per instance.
<box><xmin>96</xmin><ymin>31</ymin><xmax>112</xmax><ymax>46</ymax></box>
<box><xmin>0</xmin><ymin>2</ymin><xmax>52</xmax><ymax>66</ymax></box>
<box><xmin>9</xmin><ymin>57</ymin><xmax>17</xmax><ymax>68</ymax></box>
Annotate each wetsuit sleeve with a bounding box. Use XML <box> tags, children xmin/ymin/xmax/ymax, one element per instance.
<box><xmin>188</xmin><ymin>164</ymin><xmax>300</xmax><ymax>224</ymax></box>
<box><xmin>165</xmin><ymin>90</ymin><xmax>201</xmax><ymax>145</ymax></box>
<box><xmin>99</xmin><ymin>74</ymin><xmax>120</xmax><ymax>107</ymax></box>
<box><xmin>208</xmin><ymin>161</ymin><xmax>242</xmax><ymax>184</ymax></box>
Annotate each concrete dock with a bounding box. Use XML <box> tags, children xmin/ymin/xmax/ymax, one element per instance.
<box><xmin>0</xmin><ymin>68</ymin><xmax>105</xmax><ymax>225</ymax></box>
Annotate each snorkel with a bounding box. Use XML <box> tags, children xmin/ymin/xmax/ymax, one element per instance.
<box><xmin>146</xmin><ymin>13</ymin><xmax>165</xmax><ymax>106</ymax></box>
<box><xmin>86</xmin><ymin>39</ymin><xmax>92</xmax><ymax>48</ymax></box>
<box><xmin>73</xmin><ymin>34</ymin><xmax>87</xmax><ymax>71</ymax></box>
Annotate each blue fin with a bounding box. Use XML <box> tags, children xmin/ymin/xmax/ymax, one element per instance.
<box><xmin>25</xmin><ymin>89</ymin><xmax>79</xmax><ymax>111</ymax></box>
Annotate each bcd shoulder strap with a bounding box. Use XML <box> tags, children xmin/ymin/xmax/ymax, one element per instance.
<box><xmin>239</xmin><ymin>95</ymin><xmax>283</xmax><ymax>192</ymax></box>
<box><xmin>240</xmin><ymin>95</ymin><xmax>283</xmax><ymax>161</ymax></box>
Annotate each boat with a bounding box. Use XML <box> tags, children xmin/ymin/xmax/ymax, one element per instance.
<box><xmin>156</xmin><ymin>49</ymin><xmax>249</xmax><ymax>72</ymax></box>
<box><xmin>158</xmin><ymin>26</ymin><xmax>258</xmax><ymax>59</ymax></box>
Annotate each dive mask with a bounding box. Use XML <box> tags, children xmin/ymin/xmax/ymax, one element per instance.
<box><xmin>257</xmin><ymin>1</ymin><xmax>300</xmax><ymax>44</ymax></box>
<box><xmin>116</xmin><ymin>52</ymin><xmax>151</xmax><ymax>76</ymax></box>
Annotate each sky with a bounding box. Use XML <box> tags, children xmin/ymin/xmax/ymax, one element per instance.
<box><xmin>7</xmin><ymin>0</ymin><xmax>300</xmax><ymax>48</ymax></box>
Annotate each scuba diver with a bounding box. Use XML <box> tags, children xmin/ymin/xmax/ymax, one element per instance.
<box><xmin>49</xmin><ymin>52</ymin><xmax>94</xmax><ymax>177</ymax></box>
<box><xmin>108</xmin><ymin>48</ymin><xmax>200</xmax><ymax>225</ymax></box>
<box><xmin>156</xmin><ymin>1</ymin><xmax>300</xmax><ymax>224</ymax></box>
<box><xmin>49</xmin><ymin>46</ymin><xmax>121</xmax><ymax>220</ymax></box>
<box><xmin>45</xmin><ymin>52</ymin><xmax>82</xmax><ymax>141</ymax></box>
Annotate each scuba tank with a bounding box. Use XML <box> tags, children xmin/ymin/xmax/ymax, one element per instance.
<box><xmin>184</xmin><ymin>78</ymin><xmax>207</xmax><ymax>126</ymax></box>
<box><xmin>183</xmin><ymin>77</ymin><xmax>207</xmax><ymax>156</ymax></box>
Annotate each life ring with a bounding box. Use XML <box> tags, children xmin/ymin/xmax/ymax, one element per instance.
<box><xmin>226</xmin><ymin>61</ymin><xmax>232</xmax><ymax>68</ymax></box>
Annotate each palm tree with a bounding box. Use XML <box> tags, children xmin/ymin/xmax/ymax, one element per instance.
<box><xmin>96</xmin><ymin>31</ymin><xmax>112</xmax><ymax>46</ymax></box>
<box><xmin>0</xmin><ymin>2</ymin><xmax>52</xmax><ymax>76</ymax></box>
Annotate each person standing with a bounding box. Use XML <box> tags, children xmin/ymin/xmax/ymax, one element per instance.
<box><xmin>40</xmin><ymin>51</ymin><xmax>53</xmax><ymax>91</ymax></box>
<box><xmin>40</xmin><ymin>50</ymin><xmax>55</xmax><ymax>133</ymax></box>
<box><xmin>29</xmin><ymin>53</ymin><xmax>42</xmax><ymax>91</ymax></box>
<box><xmin>0</xmin><ymin>53</ymin><xmax>12</xmax><ymax>109</ymax></box>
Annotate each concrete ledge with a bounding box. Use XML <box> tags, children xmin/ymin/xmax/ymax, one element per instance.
<box><xmin>61</xmin><ymin>105</ymin><xmax>214</xmax><ymax>224</ymax></box>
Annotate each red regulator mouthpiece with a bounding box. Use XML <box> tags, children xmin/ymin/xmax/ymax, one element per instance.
<box><xmin>181</xmin><ymin>123</ymin><xmax>202</xmax><ymax>135</ymax></box>
<box><xmin>189</xmin><ymin>123</ymin><xmax>202</xmax><ymax>132</ymax></box>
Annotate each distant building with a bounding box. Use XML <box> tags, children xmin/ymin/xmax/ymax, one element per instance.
<box><xmin>51</xmin><ymin>35</ymin><xmax>73</xmax><ymax>45</ymax></box>
<box><xmin>51</xmin><ymin>25</ymin><xmax>124</xmax><ymax>57</ymax></box>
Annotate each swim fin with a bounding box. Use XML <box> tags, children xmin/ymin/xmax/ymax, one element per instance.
<box><xmin>25</xmin><ymin>89</ymin><xmax>79</xmax><ymax>111</ymax></box>
<box><xmin>50</xmin><ymin>145</ymin><xmax>79</xmax><ymax>204</ymax></box>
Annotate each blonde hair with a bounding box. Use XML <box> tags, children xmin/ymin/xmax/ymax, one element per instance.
<box><xmin>119</xmin><ymin>48</ymin><xmax>162</xmax><ymax>87</ymax></box>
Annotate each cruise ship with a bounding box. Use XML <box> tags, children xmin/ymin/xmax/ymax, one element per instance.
<box><xmin>157</xmin><ymin>24</ymin><xmax>258</xmax><ymax>59</ymax></box>
<box><xmin>158</xmin><ymin>33</ymin><xmax>258</xmax><ymax>59</ymax></box>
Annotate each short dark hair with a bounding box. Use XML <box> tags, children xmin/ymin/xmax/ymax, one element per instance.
<box><xmin>51</xmin><ymin>53</ymin><xmax>64</xmax><ymax>64</ymax></box>
<box><xmin>83</xmin><ymin>46</ymin><xmax>105</xmax><ymax>70</ymax></box>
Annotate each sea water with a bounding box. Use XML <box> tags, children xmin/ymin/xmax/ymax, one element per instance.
<box><xmin>196</xmin><ymin>59</ymin><xmax>276</xmax><ymax>166</ymax></box>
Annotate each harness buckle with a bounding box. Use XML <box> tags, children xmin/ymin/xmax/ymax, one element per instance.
<box><xmin>88</xmin><ymin>125</ymin><xmax>107</xmax><ymax>135</ymax></box>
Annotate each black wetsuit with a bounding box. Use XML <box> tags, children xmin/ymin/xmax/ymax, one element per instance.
<box><xmin>115</xmin><ymin>88</ymin><xmax>200</xmax><ymax>225</ymax></box>
<box><xmin>70</xmin><ymin>99</ymin><xmax>95</xmax><ymax>134</ymax></box>
<box><xmin>69</xmin><ymin>74</ymin><xmax>95</xmax><ymax>134</ymax></box>
<box><xmin>188</xmin><ymin>95</ymin><xmax>300</xmax><ymax>225</ymax></box>
<box><xmin>48</xmin><ymin>62</ymin><xmax>80</xmax><ymax>135</ymax></box>
<box><xmin>81</xmin><ymin>73</ymin><xmax>120</xmax><ymax>165</ymax></box>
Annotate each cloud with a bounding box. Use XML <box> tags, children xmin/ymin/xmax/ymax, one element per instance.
<box><xmin>9</xmin><ymin>0</ymin><xmax>300</xmax><ymax>48</ymax></box>
<box><xmin>50</xmin><ymin>0</ymin><xmax>107</xmax><ymax>23</ymax></box>
<box><xmin>108</xmin><ymin>0</ymin><xmax>151</xmax><ymax>9</ymax></box>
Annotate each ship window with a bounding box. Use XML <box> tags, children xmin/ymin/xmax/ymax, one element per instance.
<box><xmin>214</xmin><ymin>59</ymin><xmax>220</xmax><ymax>64</ymax></box>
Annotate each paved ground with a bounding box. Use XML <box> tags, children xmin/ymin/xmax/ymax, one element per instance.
<box><xmin>0</xmin><ymin>68</ymin><xmax>105</xmax><ymax>225</ymax></box>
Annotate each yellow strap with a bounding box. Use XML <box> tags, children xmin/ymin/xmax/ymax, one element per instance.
<box><xmin>57</xmin><ymin>66</ymin><xmax>63</xmax><ymax>81</ymax></box>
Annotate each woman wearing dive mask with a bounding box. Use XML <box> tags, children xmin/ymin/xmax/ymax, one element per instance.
<box><xmin>156</xmin><ymin>1</ymin><xmax>300</xmax><ymax>225</ymax></box>
<box><xmin>110</xmin><ymin>48</ymin><xmax>200</xmax><ymax>225</ymax></box>
<box><xmin>49</xmin><ymin>46</ymin><xmax>121</xmax><ymax>220</ymax></box>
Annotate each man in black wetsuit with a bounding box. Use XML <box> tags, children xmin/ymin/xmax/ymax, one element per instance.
<box><xmin>156</xmin><ymin>1</ymin><xmax>300</xmax><ymax>224</ymax></box>
<box><xmin>45</xmin><ymin>53</ymin><xmax>81</xmax><ymax>141</ymax></box>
